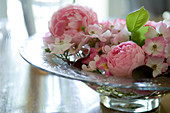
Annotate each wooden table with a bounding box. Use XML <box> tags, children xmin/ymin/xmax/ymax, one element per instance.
<box><xmin>0</xmin><ymin>23</ymin><xmax>170</xmax><ymax>113</ymax></box>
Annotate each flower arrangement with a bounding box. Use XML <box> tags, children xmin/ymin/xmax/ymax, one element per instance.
<box><xmin>43</xmin><ymin>4</ymin><xmax>170</xmax><ymax>78</ymax></box>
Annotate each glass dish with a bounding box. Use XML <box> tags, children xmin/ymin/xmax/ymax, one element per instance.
<box><xmin>19</xmin><ymin>33</ymin><xmax>170</xmax><ymax>112</ymax></box>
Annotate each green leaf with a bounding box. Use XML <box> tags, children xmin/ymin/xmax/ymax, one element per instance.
<box><xmin>126</xmin><ymin>7</ymin><xmax>149</xmax><ymax>32</ymax></box>
<box><xmin>81</xmin><ymin>26</ymin><xmax>86</xmax><ymax>33</ymax></box>
<box><xmin>131</xmin><ymin>26</ymin><xmax>149</xmax><ymax>46</ymax></box>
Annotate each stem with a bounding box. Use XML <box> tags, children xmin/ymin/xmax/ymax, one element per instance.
<box><xmin>54</xmin><ymin>54</ymin><xmax>66</xmax><ymax>61</ymax></box>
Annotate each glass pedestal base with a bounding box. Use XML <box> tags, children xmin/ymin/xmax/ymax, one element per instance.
<box><xmin>100</xmin><ymin>95</ymin><xmax>160</xmax><ymax>112</ymax></box>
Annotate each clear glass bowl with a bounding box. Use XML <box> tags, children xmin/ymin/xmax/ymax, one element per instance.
<box><xmin>19</xmin><ymin>33</ymin><xmax>170</xmax><ymax>112</ymax></box>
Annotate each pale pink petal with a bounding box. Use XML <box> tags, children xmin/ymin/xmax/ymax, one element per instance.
<box><xmin>86</xmin><ymin>24</ymin><xmax>102</xmax><ymax>35</ymax></box>
<box><xmin>153</xmin><ymin>69</ymin><xmax>161</xmax><ymax>78</ymax></box>
<box><xmin>146</xmin><ymin>56</ymin><xmax>164</xmax><ymax>66</ymax></box>
<box><xmin>63</xmin><ymin>35</ymin><xmax>72</xmax><ymax>43</ymax></box>
<box><xmin>54</xmin><ymin>38</ymin><xmax>60</xmax><ymax>44</ymax></box>
<box><xmin>145</xmin><ymin>26</ymin><xmax>158</xmax><ymax>39</ymax></box>
<box><xmin>102</xmin><ymin>45</ymin><xmax>111</xmax><ymax>53</ymax></box>
<box><xmin>89</xmin><ymin>61</ymin><xmax>96</xmax><ymax>70</ymax></box>
<box><xmin>54</xmin><ymin>20</ymin><xmax>66</xmax><ymax>36</ymax></box>
<box><xmin>74</xmin><ymin>36</ymin><xmax>90</xmax><ymax>54</ymax></box>
<box><xmin>143</xmin><ymin>37</ymin><xmax>166</xmax><ymax>57</ymax></box>
<box><xmin>146</xmin><ymin>56</ymin><xmax>168</xmax><ymax>77</ymax></box>
<box><xmin>82</xmin><ymin>17</ymin><xmax>88</xmax><ymax>27</ymax></box>
<box><xmin>162</xmin><ymin>63</ymin><xmax>168</xmax><ymax>72</ymax></box>
<box><xmin>145</xmin><ymin>21</ymin><xmax>157</xmax><ymax>29</ymax></box>
<box><xmin>165</xmin><ymin>39</ymin><xmax>170</xmax><ymax>58</ymax></box>
<box><xmin>163</xmin><ymin>27</ymin><xmax>170</xmax><ymax>40</ymax></box>
<box><xmin>143</xmin><ymin>40</ymin><xmax>154</xmax><ymax>55</ymax></box>
<box><xmin>158</xmin><ymin>22</ymin><xmax>167</xmax><ymax>34</ymax></box>
<box><xmin>163</xmin><ymin>19</ymin><xmax>170</xmax><ymax>27</ymax></box>
<box><xmin>101</xmin><ymin>30</ymin><xmax>111</xmax><ymax>39</ymax></box>
<box><xmin>67</xmin><ymin>16</ymin><xmax>76</xmax><ymax>21</ymax></box>
<box><xmin>96</xmin><ymin>57</ymin><xmax>107</xmax><ymax>70</ymax></box>
<box><xmin>94</xmin><ymin>55</ymin><xmax>100</xmax><ymax>62</ymax></box>
<box><xmin>82</xmin><ymin>64</ymin><xmax>90</xmax><ymax>71</ymax></box>
<box><xmin>43</xmin><ymin>32</ymin><xmax>55</xmax><ymax>45</ymax></box>
<box><xmin>98</xmin><ymin>36</ymin><xmax>107</xmax><ymax>42</ymax></box>
<box><xmin>158</xmin><ymin>22</ymin><xmax>170</xmax><ymax>39</ymax></box>
<box><xmin>112</xmin><ymin>27</ymin><xmax>130</xmax><ymax>45</ymax></box>
<box><xmin>68</xmin><ymin>21</ymin><xmax>81</xmax><ymax>29</ymax></box>
<box><xmin>82</xmin><ymin>60</ymin><xmax>97</xmax><ymax>71</ymax></box>
<box><xmin>74</xmin><ymin>12</ymin><xmax>83</xmax><ymax>21</ymax></box>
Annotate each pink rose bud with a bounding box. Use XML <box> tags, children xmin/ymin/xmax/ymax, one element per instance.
<box><xmin>107</xmin><ymin>41</ymin><xmax>145</xmax><ymax>77</ymax></box>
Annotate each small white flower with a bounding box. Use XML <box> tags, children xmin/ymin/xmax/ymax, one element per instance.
<box><xmin>51</xmin><ymin>35</ymin><xmax>73</xmax><ymax>54</ymax></box>
<box><xmin>99</xmin><ymin>30</ymin><xmax>111</xmax><ymax>42</ymax></box>
<box><xmin>146</xmin><ymin>56</ymin><xmax>168</xmax><ymax>77</ymax></box>
<box><xmin>142</xmin><ymin>37</ymin><xmax>166</xmax><ymax>57</ymax></box>
<box><xmin>145</xmin><ymin>22</ymin><xmax>170</xmax><ymax>40</ymax></box>
<box><xmin>102</xmin><ymin>45</ymin><xmax>111</xmax><ymax>53</ymax></box>
<box><xmin>82</xmin><ymin>55</ymin><xmax>99</xmax><ymax>71</ymax></box>
<box><xmin>82</xmin><ymin>61</ymin><xmax>96</xmax><ymax>71</ymax></box>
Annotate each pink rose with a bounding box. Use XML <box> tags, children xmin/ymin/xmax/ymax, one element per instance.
<box><xmin>107</xmin><ymin>41</ymin><xmax>145</xmax><ymax>77</ymax></box>
<box><xmin>48</xmin><ymin>4</ymin><xmax>98</xmax><ymax>44</ymax></box>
